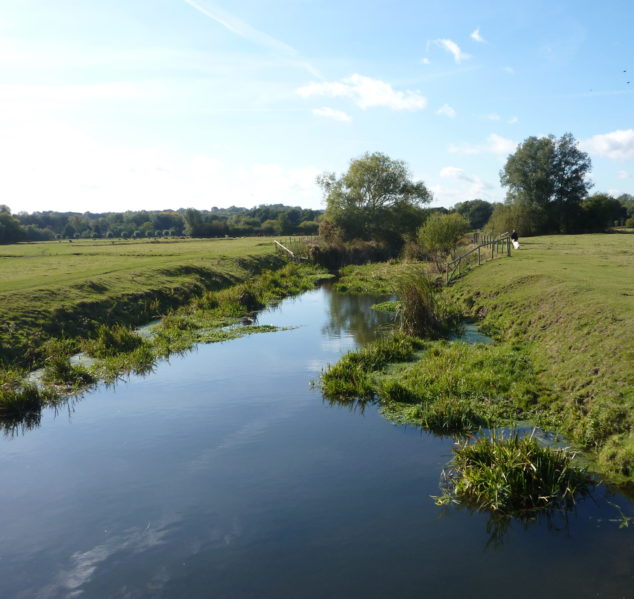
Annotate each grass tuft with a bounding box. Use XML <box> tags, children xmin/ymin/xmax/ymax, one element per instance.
<box><xmin>395</xmin><ymin>268</ymin><xmax>460</xmax><ymax>338</ymax></box>
<box><xmin>437</xmin><ymin>430</ymin><xmax>590</xmax><ymax>515</ymax></box>
<box><xmin>320</xmin><ymin>333</ymin><xmax>422</xmax><ymax>400</ymax></box>
<box><xmin>0</xmin><ymin>369</ymin><xmax>57</xmax><ymax>416</ymax></box>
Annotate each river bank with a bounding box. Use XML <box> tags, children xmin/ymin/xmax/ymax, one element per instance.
<box><xmin>0</xmin><ymin>238</ymin><xmax>328</xmax><ymax>422</ymax></box>
<box><xmin>330</xmin><ymin>233</ymin><xmax>634</xmax><ymax>482</ymax></box>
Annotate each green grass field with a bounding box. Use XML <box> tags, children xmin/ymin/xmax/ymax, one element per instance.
<box><xmin>0</xmin><ymin>237</ymin><xmax>281</xmax><ymax>369</ymax></box>
<box><xmin>449</xmin><ymin>233</ymin><xmax>634</xmax><ymax>478</ymax></box>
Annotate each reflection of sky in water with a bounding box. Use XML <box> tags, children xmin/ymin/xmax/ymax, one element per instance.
<box><xmin>320</xmin><ymin>336</ymin><xmax>356</xmax><ymax>354</ymax></box>
<box><xmin>0</xmin><ymin>286</ymin><xmax>632</xmax><ymax>599</ymax></box>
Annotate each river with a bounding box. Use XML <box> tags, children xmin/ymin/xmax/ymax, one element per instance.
<box><xmin>0</xmin><ymin>286</ymin><xmax>632</xmax><ymax>598</ymax></box>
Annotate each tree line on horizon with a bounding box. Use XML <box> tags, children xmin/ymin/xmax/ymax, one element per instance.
<box><xmin>0</xmin><ymin>204</ymin><xmax>323</xmax><ymax>244</ymax></box>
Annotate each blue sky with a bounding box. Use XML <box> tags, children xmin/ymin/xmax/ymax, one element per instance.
<box><xmin>1</xmin><ymin>0</ymin><xmax>632</xmax><ymax>213</ymax></box>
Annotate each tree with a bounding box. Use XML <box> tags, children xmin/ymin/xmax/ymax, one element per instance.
<box><xmin>0</xmin><ymin>209</ymin><xmax>26</xmax><ymax>244</ymax></box>
<box><xmin>454</xmin><ymin>199</ymin><xmax>493</xmax><ymax>230</ymax></box>
<box><xmin>317</xmin><ymin>152</ymin><xmax>431</xmax><ymax>246</ymax></box>
<box><xmin>183</xmin><ymin>208</ymin><xmax>203</xmax><ymax>237</ymax></box>
<box><xmin>581</xmin><ymin>194</ymin><xmax>626</xmax><ymax>232</ymax></box>
<box><xmin>500</xmin><ymin>133</ymin><xmax>592</xmax><ymax>234</ymax></box>
<box><xmin>418</xmin><ymin>213</ymin><xmax>469</xmax><ymax>270</ymax></box>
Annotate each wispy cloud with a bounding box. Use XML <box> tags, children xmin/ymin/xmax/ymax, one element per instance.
<box><xmin>184</xmin><ymin>0</ymin><xmax>320</xmax><ymax>76</ymax></box>
<box><xmin>508</xmin><ymin>116</ymin><xmax>519</xmax><ymax>124</ymax></box>
<box><xmin>297</xmin><ymin>74</ymin><xmax>427</xmax><ymax>111</ymax></box>
<box><xmin>436</xmin><ymin>103</ymin><xmax>456</xmax><ymax>118</ymax></box>
<box><xmin>617</xmin><ymin>170</ymin><xmax>631</xmax><ymax>179</ymax></box>
<box><xmin>580</xmin><ymin>129</ymin><xmax>634</xmax><ymax>160</ymax></box>
<box><xmin>481</xmin><ymin>113</ymin><xmax>501</xmax><ymax>121</ymax></box>
<box><xmin>421</xmin><ymin>57</ymin><xmax>431</xmax><ymax>65</ymax></box>
<box><xmin>312</xmin><ymin>107</ymin><xmax>351</xmax><ymax>122</ymax></box>
<box><xmin>440</xmin><ymin>166</ymin><xmax>475</xmax><ymax>182</ymax></box>
<box><xmin>432</xmin><ymin>39</ymin><xmax>472</xmax><ymax>64</ymax></box>
<box><xmin>449</xmin><ymin>133</ymin><xmax>516</xmax><ymax>155</ymax></box>
<box><xmin>470</xmin><ymin>28</ymin><xmax>486</xmax><ymax>43</ymax></box>
<box><xmin>502</xmin><ymin>66</ymin><xmax>515</xmax><ymax>74</ymax></box>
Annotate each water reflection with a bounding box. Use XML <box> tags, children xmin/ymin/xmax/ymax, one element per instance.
<box><xmin>321</xmin><ymin>285</ymin><xmax>395</xmax><ymax>345</ymax></box>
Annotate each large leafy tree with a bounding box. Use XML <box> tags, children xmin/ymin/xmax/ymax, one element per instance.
<box><xmin>317</xmin><ymin>152</ymin><xmax>431</xmax><ymax>245</ymax></box>
<box><xmin>453</xmin><ymin>199</ymin><xmax>493</xmax><ymax>229</ymax></box>
<box><xmin>500</xmin><ymin>133</ymin><xmax>592</xmax><ymax>233</ymax></box>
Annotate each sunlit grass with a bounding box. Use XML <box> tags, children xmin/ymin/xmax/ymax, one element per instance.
<box><xmin>436</xmin><ymin>430</ymin><xmax>591</xmax><ymax>515</ymax></box>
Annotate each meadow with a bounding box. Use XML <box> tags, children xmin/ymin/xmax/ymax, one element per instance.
<box><xmin>0</xmin><ymin>236</ymin><xmax>281</xmax><ymax>369</ymax></box>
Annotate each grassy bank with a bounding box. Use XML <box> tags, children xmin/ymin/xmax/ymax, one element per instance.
<box><xmin>448</xmin><ymin>233</ymin><xmax>634</xmax><ymax>480</ymax></box>
<box><xmin>319</xmin><ymin>233</ymin><xmax>634</xmax><ymax>481</ymax></box>
<box><xmin>1</xmin><ymin>258</ymin><xmax>326</xmax><ymax>423</ymax></box>
<box><xmin>0</xmin><ymin>237</ymin><xmax>282</xmax><ymax>370</ymax></box>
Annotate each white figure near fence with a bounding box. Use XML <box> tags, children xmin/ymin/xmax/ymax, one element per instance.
<box><xmin>511</xmin><ymin>229</ymin><xmax>520</xmax><ymax>250</ymax></box>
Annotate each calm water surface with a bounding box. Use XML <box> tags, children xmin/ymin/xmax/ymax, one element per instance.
<box><xmin>0</xmin><ymin>287</ymin><xmax>633</xmax><ymax>598</ymax></box>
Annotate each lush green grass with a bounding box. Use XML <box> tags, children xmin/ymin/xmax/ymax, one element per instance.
<box><xmin>448</xmin><ymin>233</ymin><xmax>634</xmax><ymax>480</ymax></box>
<box><xmin>437</xmin><ymin>431</ymin><xmax>590</xmax><ymax>516</ymax></box>
<box><xmin>334</xmin><ymin>262</ymin><xmax>435</xmax><ymax>294</ymax></box>
<box><xmin>0</xmin><ymin>236</ymin><xmax>282</xmax><ymax>370</ymax></box>
<box><xmin>320</xmin><ymin>333</ymin><xmax>424</xmax><ymax>400</ymax></box>
<box><xmin>371</xmin><ymin>300</ymin><xmax>399</xmax><ymax>313</ymax></box>
<box><xmin>324</xmin><ymin>337</ymin><xmax>544</xmax><ymax>435</ymax></box>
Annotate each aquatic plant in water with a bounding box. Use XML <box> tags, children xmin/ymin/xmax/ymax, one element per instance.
<box><xmin>436</xmin><ymin>430</ymin><xmax>591</xmax><ymax>516</ymax></box>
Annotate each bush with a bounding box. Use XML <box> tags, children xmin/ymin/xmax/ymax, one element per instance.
<box><xmin>418</xmin><ymin>213</ymin><xmax>470</xmax><ymax>270</ymax></box>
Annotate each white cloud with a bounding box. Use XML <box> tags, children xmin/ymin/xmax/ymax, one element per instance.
<box><xmin>580</xmin><ymin>129</ymin><xmax>634</xmax><ymax>160</ymax></box>
<box><xmin>312</xmin><ymin>107</ymin><xmax>351</xmax><ymax>122</ymax></box>
<box><xmin>482</xmin><ymin>113</ymin><xmax>501</xmax><ymax>121</ymax></box>
<box><xmin>508</xmin><ymin>116</ymin><xmax>519</xmax><ymax>124</ymax></box>
<box><xmin>470</xmin><ymin>28</ymin><xmax>486</xmax><ymax>43</ymax></box>
<box><xmin>449</xmin><ymin>133</ymin><xmax>517</xmax><ymax>155</ymax></box>
<box><xmin>421</xmin><ymin>57</ymin><xmax>431</xmax><ymax>65</ymax></box>
<box><xmin>297</xmin><ymin>74</ymin><xmax>427</xmax><ymax>111</ymax></box>
<box><xmin>617</xmin><ymin>170</ymin><xmax>631</xmax><ymax>179</ymax></box>
<box><xmin>608</xmin><ymin>189</ymin><xmax>621</xmax><ymax>197</ymax></box>
<box><xmin>436</xmin><ymin>103</ymin><xmax>456</xmax><ymax>118</ymax></box>
<box><xmin>503</xmin><ymin>66</ymin><xmax>515</xmax><ymax>74</ymax></box>
<box><xmin>433</xmin><ymin>39</ymin><xmax>472</xmax><ymax>64</ymax></box>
